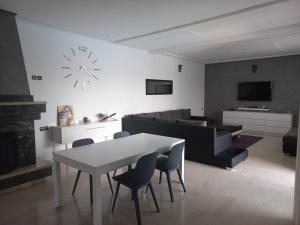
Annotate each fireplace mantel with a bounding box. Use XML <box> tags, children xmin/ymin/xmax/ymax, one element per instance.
<box><xmin>0</xmin><ymin>101</ymin><xmax>47</xmax><ymax>106</ymax></box>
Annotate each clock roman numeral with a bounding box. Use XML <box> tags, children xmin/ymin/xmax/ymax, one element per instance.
<box><xmin>61</xmin><ymin>66</ymin><xmax>71</xmax><ymax>69</ymax></box>
<box><xmin>79</xmin><ymin>46</ymin><xmax>88</xmax><ymax>52</ymax></box>
<box><xmin>73</xmin><ymin>80</ymin><xmax>78</xmax><ymax>88</ymax></box>
<box><xmin>93</xmin><ymin>75</ymin><xmax>100</xmax><ymax>80</ymax></box>
<box><xmin>71</xmin><ymin>48</ymin><xmax>76</xmax><ymax>56</ymax></box>
<box><xmin>88</xmin><ymin>80</ymin><xmax>92</xmax><ymax>88</ymax></box>
<box><xmin>88</xmin><ymin>51</ymin><xmax>93</xmax><ymax>59</ymax></box>
<box><xmin>92</xmin><ymin>59</ymin><xmax>98</xmax><ymax>64</ymax></box>
<box><xmin>93</xmin><ymin>68</ymin><xmax>101</xmax><ymax>71</ymax></box>
<box><xmin>64</xmin><ymin>74</ymin><xmax>72</xmax><ymax>78</ymax></box>
<box><xmin>63</xmin><ymin>55</ymin><xmax>71</xmax><ymax>62</ymax></box>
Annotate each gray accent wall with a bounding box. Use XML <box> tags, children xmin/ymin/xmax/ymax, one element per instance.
<box><xmin>205</xmin><ymin>55</ymin><xmax>300</xmax><ymax>127</ymax></box>
<box><xmin>0</xmin><ymin>9</ymin><xmax>30</xmax><ymax>95</ymax></box>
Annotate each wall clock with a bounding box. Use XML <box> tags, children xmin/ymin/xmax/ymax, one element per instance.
<box><xmin>61</xmin><ymin>46</ymin><xmax>101</xmax><ymax>91</ymax></box>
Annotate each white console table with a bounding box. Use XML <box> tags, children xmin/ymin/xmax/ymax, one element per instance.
<box><xmin>223</xmin><ymin>111</ymin><xmax>293</xmax><ymax>134</ymax></box>
<box><xmin>50</xmin><ymin>120</ymin><xmax>121</xmax><ymax>150</ymax></box>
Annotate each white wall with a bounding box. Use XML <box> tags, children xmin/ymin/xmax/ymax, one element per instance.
<box><xmin>16</xmin><ymin>19</ymin><xmax>205</xmax><ymax>160</ymax></box>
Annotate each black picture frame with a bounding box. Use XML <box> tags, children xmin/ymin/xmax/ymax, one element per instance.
<box><xmin>146</xmin><ymin>79</ymin><xmax>173</xmax><ymax>95</ymax></box>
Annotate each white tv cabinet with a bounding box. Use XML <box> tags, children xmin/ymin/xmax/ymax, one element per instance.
<box><xmin>223</xmin><ymin>111</ymin><xmax>293</xmax><ymax>134</ymax></box>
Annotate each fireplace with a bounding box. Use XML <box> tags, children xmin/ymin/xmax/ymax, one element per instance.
<box><xmin>0</xmin><ymin>10</ymin><xmax>51</xmax><ymax>189</ymax></box>
<box><xmin>0</xmin><ymin>95</ymin><xmax>46</xmax><ymax>170</ymax></box>
<box><xmin>0</xmin><ymin>95</ymin><xmax>51</xmax><ymax>189</ymax></box>
<box><xmin>0</xmin><ymin>95</ymin><xmax>46</xmax><ymax>175</ymax></box>
<box><xmin>0</xmin><ymin>132</ymin><xmax>17</xmax><ymax>174</ymax></box>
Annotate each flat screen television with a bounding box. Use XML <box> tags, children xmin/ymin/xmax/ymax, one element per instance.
<box><xmin>238</xmin><ymin>81</ymin><xmax>272</xmax><ymax>101</ymax></box>
<box><xmin>146</xmin><ymin>79</ymin><xmax>173</xmax><ymax>95</ymax></box>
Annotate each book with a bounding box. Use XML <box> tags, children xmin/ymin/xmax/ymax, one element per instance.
<box><xmin>57</xmin><ymin>105</ymin><xmax>75</xmax><ymax>126</ymax></box>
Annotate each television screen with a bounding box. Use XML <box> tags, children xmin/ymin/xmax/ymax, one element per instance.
<box><xmin>146</xmin><ymin>79</ymin><xmax>173</xmax><ymax>95</ymax></box>
<box><xmin>238</xmin><ymin>81</ymin><xmax>272</xmax><ymax>101</ymax></box>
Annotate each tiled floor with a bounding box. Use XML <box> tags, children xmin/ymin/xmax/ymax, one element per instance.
<box><xmin>0</xmin><ymin>132</ymin><xmax>296</xmax><ymax>225</ymax></box>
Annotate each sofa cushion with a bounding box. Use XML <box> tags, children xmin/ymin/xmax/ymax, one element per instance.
<box><xmin>144</xmin><ymin>112</ymin><xmax>160</xmax><ymax>119</ymax></box>
<box><xmin>159</xmin><ymin>110</ymin><xmax>173</xmax><ymax>119</ymax></box>
<box><xmin>154</xmin><ymin>118</ymin><xmax>176</xmax><ymax>124</ymax></box>
<box><xmin>130</xmin><ymin>113</ymin><xmax>156</xmax><ymax>120</ymax></box>
<box><xmin>171</xmin><ymin>110</ymin><xmax>183</xmax><ymax>120</ymax></box>
<box><xmin>181</xmin><ymin>109</ymin><xmax>191</xmax><ymax>120</ymax></box>
<box><xmin>130</xmin><ymin>113</ymin><xmax>146</xmax><ymax>118</ymax></box>
<box><xmin>176</xmin><ymin>119</ymin><xmax>206</xmax><ymax>127</ymax></box>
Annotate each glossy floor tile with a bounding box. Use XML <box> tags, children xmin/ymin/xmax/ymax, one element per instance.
<box><xmin>0</xmin><ymin>132</ymin><xmax>296</xmax><ymax>225</ymax></box>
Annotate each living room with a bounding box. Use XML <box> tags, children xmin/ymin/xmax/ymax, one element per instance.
<box><xmin>0</xmin><ymin>1</ymin><xmax>299</xmax><ymax>225</ymax></box>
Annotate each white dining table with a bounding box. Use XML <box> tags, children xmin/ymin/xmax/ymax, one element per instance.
<box><xmin>52</xmin><ymin>133</ymin><xmax>185</xmax><ymax>225</ymax></box>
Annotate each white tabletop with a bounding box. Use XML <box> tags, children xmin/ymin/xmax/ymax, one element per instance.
<box><xmin>53</xmin><ymin>133</ymin><xmax>184</xmax><ymax>174</ymax></box>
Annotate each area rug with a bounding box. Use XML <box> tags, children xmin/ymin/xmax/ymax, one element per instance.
<box><xmin>232</xmin><ymin>135</ymin><xmax>263</xmax><ymax>149</ymax></box>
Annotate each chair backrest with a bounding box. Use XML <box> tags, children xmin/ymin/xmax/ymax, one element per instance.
<box><xmin>72</xmin><ymin>138</ymin><xmax>94</xmax><ymax>148</ymax></box>
<box><xmin>133</xmin><ymin>151</ymin><xmax>158</xmax><ymax>187</ymax></box>
<box><xmin>113</xmin><ymin>131</ymin><xmax>130</xmax><ymax>139</ymax></box>
<box><xmin>165</xmin><ymin>142</ymin><xmax>185</xmax><ymax>170</ymax></box>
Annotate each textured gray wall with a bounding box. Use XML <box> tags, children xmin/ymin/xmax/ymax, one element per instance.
<box><xmin>205</xmin><ymin>55</ymin><xmax>300</xmax><ymax>127</ymax></box>
<box><xmin>0</xmin><ymin>9</ymin><xmax>30</xmax><ymax>95</ymax></box>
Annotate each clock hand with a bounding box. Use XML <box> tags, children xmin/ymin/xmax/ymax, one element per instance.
<box><xmin>80</xmin><ymin>67</ymin><xmax>100</xmax><ymax>80</ymax></box>
<box><xmin>84</xmin><ymin>67</ymin><xmax>101</xmax><ymax>71</ymax></box>
<box><xmin>83</xmin><ymin>70</ymin><xmax>92</xmax><ymax>77</ymax></box>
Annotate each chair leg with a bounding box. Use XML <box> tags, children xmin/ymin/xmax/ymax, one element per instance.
<box><xmin>133</xmin><ymin>190</ymin><xmax>142</xmax><ymax>225</ymax></box>
<box><xmin>113</xmin><ymin>169</ymin><xmax>117</xmax><ymax>177</ymax></box>
<box><xmin>72</xmin><ymin>170</ymin><xmax>81</xmax><ymax>195</ymax></box>
<box><xmin>176</xmin><ymin>169</ymin><xmax>186</xmax><ymax>192</ymax></box>
<box><xmin>145</xmin><ymin>185</ymin><xmax>149</xmax><ymax>193</ymax></box>
<box><xmin>106</xmin><ymin>173</ymin><xmax>114</xmax><ymax>194</ymax></box>
<box><xmin>89</xmin><ymin>175</ymin><xmax>93</xmax><ymax>204</ymax></box>
<box><xmin>148</xmin><ymin>183</ymin><xmax>160</xmax><ymax>213</ymax></box>
<box><xmin>166</xmin><ymin>172</ymin><xmax>174</xmax><ymax>202</ymax></box>
<box><xmin>159</xmin><ymin>171</ymin><xmax>162</xmax><ymax>184</ymax></box>
<box><xmin>111</xmin><ymin>182</ymin><xmax>120</xmax><ymax>213</ymax></box>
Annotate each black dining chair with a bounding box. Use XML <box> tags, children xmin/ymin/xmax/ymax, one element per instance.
<box><xmin>111</xmin><ymin>151</ymin><xmax>160</xmax><ymax>225</ymax></box>
<box><xmin>152</xmin><ymin>142</ymin><xmax>186</xmax><ymax>202</ymax></box>
<box><xmin>112</xmin><ymin>131</ymin><xmax>130</xmax><ymax>176</ymax></box>
<box><xmin>71</xmin><ymin>138</ymin><xmax>114</xmax><ymax>204</ymax></box>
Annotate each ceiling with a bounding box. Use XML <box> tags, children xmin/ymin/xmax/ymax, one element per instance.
<box><xmin>0</xmin><ymin>0</ymin><xmax>300</xmax><ymax>63</ymax></box>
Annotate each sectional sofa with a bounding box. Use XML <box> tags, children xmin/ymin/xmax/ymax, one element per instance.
<box><xmin>122</xmin><ymin>109</ymin><xmax>248</xmax><ymax>168</ymax></box>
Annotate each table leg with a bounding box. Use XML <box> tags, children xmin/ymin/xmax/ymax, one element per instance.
<box><xmin>93</xmin><ymin>174</ymin><xmax>102</xmax><ymax>225</ymax></box>
<box><xmin>53</xmin><ymin>160</ymin><xmax>63</xmax><ymax>207</ymax></box>
<box><xmin>179</xmin><ymin>146</ymin><xmax>185</xmax><ymax>182</ymax></box>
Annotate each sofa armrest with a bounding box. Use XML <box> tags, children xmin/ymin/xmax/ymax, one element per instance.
<box><xmin>190</xmin><ymin>116</ymin><xmax>209</xmax><ymax>121</ymax></box>
<box><xmin>215</xmin><ymin>131</ymin><xmax>232</xmax><ymax>155</ymax></box>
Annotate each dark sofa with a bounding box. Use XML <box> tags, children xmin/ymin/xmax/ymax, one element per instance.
<box><xmin>283</xmin><ymin>128</ymin><xmax>298</xmax><ymax>156</ymax></box>
<box><xmin>122</xmin><ymin>109</ymin><xmax>248</xmax><ymax>168</ymax></box>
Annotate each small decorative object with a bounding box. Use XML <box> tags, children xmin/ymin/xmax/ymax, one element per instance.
<box><xmin>57</xmin><ymin>105</ymin><xmax>75</xmax><ymax>126</ymax></box>
<box><xmin>61</xmin><ymin>45</ymin><xmax>101</xmax><ymax>91</ymax></box>
<box><xmin>252</xmin><ymin>65</ymin><xmax>258</xmax><ymax>73</ymax></box>
<box><xmin>97</xmin><ymin>113</ymin><xmax>106</xmax><ymax>121</ymax></box>
<box><xmin>83</xmin><ymin>116</ymin><xmax>91</xmax><ymax>124</ymax></box>
<box><xmin>97</xmin><ymin>113</ymin><xmax>117</xmax><ymax>121</ymax></box>
<box><xmin>178</xmin><ymin>64</ymin><xmax>183</xmax><ymax>72</ymax></box>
